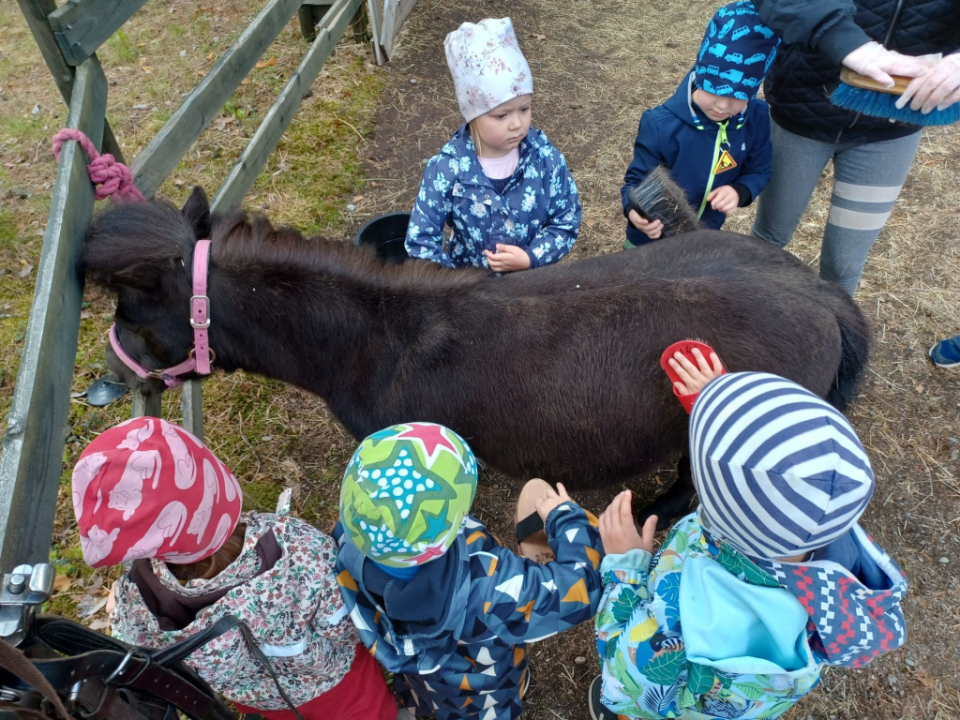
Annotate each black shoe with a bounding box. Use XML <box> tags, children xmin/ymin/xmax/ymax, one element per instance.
<box><xmin>589</xmin><ymin>675</ymin><xmax>618</xmax><ymax>720</ymax></box>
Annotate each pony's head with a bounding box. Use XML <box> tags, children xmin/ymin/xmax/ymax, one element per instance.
<box><xmin>83</xmin><ymin>187</ymin><xmax>213</xmax><ymax>395</ymax></box>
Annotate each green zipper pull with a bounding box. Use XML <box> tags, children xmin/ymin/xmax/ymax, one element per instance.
<box><xmin>697</xmin><ymin>121</ymin><xmax>728</xmax><ymax>220</ymax></box>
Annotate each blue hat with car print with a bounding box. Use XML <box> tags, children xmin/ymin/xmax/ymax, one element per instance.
<box><xmin>694</xmin><ymin>1</ymin><xmax>780</xmax><ymax>101</ymax></box>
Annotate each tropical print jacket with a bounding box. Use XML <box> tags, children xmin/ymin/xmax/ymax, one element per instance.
<box><xmin>405</xmin><ymin>124</ymin><xmax>581</xmax><ymax>269</ymax></box>
<box><xmin>111</xmin><ymin>493</ymin><xmax>358</xmax><ymax>711</ymax></box>
<box><xmin>334</xmin><ymin>504</ymin><xmax>604</xmax><ymax>720</ymax></box>
<box><xmin>596</xmin><ymin>512</ymin><xmax>907</xmax><ymax>719</ymax></box>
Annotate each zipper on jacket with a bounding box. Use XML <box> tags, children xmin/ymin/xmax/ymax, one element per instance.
<box><xmin>697</xmin><ymin>121</ymin><xmax>728</xmax><ymax>219</ymax></box>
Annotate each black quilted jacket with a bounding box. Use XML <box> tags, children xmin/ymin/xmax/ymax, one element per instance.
<box><xmin>753</xmin><ymin>0</ymin><xmax>960</xmax><ymax>144</ymax></box>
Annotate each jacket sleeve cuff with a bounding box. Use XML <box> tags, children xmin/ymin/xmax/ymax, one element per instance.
<box><xmin>600</xmin><ymin>548</ymin><xmax>653</xmax><ymax>584</ymax></box>
<box><xmin>732</xmin><ymin>183</ymin><xmax>753</xmax><ymax>208</ymax></box>
<box><xmin>525</xmin><ymin>247</ymin><xmax>540</xmax><ymax>269</ymax></box>
<box><xmin>816</xmin><ymin>20</ymin><xmax>871</xmax><ymax>66</ymax></box>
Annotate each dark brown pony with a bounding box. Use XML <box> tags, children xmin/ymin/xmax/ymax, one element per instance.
<box><xmin>82</xmin><ymin>186</ymin><xmax>870</xmax><ymax>524</ymax></box>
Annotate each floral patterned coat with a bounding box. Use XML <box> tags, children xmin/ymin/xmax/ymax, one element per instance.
<box><xmin>111</xmin><ymin>494</ymin><xmax>358</xmax><ymax>711</ymax></box>
<box><xmin>595</xmin><ymin>512</ymin><xmax>907</xmax><ymax>719</ymax></box>
<box><xmin>405</xmin><ymin>124</ymin><xmax>581</xmax><ymax>269</ymax></box>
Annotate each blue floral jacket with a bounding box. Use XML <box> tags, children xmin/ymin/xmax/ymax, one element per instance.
<box><xmin>596</xmin><ymin>512</ymin><xmax>907</xmax><ymax>719</ymax></box>
<box><xmin>334</xmin><ymin>505</ymin><xmax>603</xmax><ymax>720</ymax></box>
<box><xmin>405</xmin><ymin>124</ymin><xmax>581</xmax><ymax>269</ymax></box>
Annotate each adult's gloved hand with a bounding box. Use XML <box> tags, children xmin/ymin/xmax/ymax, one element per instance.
<box><xmin>896</xmin><ymin>52</ymin><xmax>960</xmax><ymax>114</ymax></box>
<box><xmin>841</xmin><ymin>41</ymin><xmax>931</xmax><ymax>87</ymax></box>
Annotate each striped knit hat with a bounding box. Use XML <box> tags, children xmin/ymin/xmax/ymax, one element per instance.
<box><xmin>690</xmin><ymin>372</ymin><xmax>874</xmax><ymax>559</ymax></box>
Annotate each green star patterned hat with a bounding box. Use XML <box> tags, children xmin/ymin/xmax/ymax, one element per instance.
<box><xmin>340</xmin><ymin>422</ymin><xmax>478</xmax><ymax>568</ymax></box>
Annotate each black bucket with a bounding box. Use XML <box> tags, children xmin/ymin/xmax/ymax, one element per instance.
<box><xmin>354</xmin><ymin>212</ymin><xmax>411</xmax><ymax>264</ymax></box>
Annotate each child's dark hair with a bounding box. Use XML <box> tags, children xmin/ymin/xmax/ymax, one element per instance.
<box><xmin>167</xmin><ymin>523</ymin><xmax>247</xmax><ymax>581</ymax></box>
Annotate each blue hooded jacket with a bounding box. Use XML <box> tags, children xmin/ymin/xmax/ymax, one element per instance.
<box><xmin>406</xmin><ymin>125</ymin><xmax>581</xmax><ymax>269</ymax></box>
<box><xmin>621</xmin><ymin>72</ymin><xmax>773</xmax><ymax>246</ymax></box>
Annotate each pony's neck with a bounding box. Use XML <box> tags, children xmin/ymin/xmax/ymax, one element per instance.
<box><xmin>202</xmin><ymin>225</ymin><xmax>475</xmax><ymax>400</ymax></box>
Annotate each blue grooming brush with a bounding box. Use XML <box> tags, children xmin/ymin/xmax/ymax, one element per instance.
<box><xmin>830</xmin><ymin>67</ymin><xmax>960</xmax><ymax>127</ymax></box>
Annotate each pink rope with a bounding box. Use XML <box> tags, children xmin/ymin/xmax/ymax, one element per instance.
<box><xmin>52</xmin><ymin>128</ymin><xmax>145</xmax><ymax>203</ymax></box>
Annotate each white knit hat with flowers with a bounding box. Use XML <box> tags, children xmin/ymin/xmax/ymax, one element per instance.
<box><xmin>444</xmin><ymin>17</ymin><xmax>534</xmax><ymax>123</ymax></box>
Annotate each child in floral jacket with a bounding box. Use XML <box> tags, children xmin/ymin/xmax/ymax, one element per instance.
<box><xmin>405</xmin><ymin>18</ymin><xmax>581</xmax><ymax>271</ymax></box>
<box><xmin>334</xmin><ymin>422</ymin><xmax>604</xmax><ymax>720</ymax></box>
<box><xmin>591</xmin><ymin>357</ymin><xmax>908</xmax><ymax>720</ymax></box>
<box><xmin>73</xmin><ymin>417</ymin><xmax>395</xmax><ymax>720</ymax></box>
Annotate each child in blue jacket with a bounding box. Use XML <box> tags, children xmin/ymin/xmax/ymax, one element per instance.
<box><xmin>405</xmin><ymin>17</ymin><xmax>581</xmax><ymax>271</ymax></box>
<box><xmin>623</xmin><ymin>1</ymin><xmax>779</xmax><ymax>247</ymax></box>
<box><xmin>334</xmin><ymin>422</ymin><xmax>604</xmax><ymax>720</ymax></box>
<box><xmin>589</xmin><ymin>350</ymin><xmax>908</xmax><ymax>720</ymax></box>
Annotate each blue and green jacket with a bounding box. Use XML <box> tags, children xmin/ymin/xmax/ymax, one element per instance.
<box><xmin>595</xmin><ymin>512</ymin><xmax>907</xmax><ymax>719</ymax></box>
<box><xmin>622</xmin><ymin>72</ymin><xmax>772</xmax><ymax>246</ymax></box>
<box><xmin>405</xmin><ymin>125</ymin><xmax>581</xmax><ymax>269</ymax></box>
<box><xmin>334</xmin><ymin>504</ymin><xmax>603</xmax><ymax>720</ymax></box>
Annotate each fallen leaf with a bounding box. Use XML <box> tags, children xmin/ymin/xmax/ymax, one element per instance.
<box><xmin>197</xmin><ymin>71</ymin><xmax>207</xmax><ymax>78</ymax></box>
<box><xmin>80</xmin><ymin>310</ymin><xmax>92</xmax><ymax>320</ymax></box>
<box><xmin>17</xmin><ymin>264</ymin><xmax>33</xmax><ymax>278</ymax></box>
<box><xmin>530</xmin><ymin>33</ymin><xmax>547</xmax><ymax>41</ymax></box>
<box><xmin>241</xmin><ymin>78</ymin><xmax>250</xmax><ymax>85</ymax></box>
<box><xmin>256</xmin><ymin>56</ymin><xmax>277</xmax><ymax>68</ymax></box>
<box><xmin>76</xmin><ymin>595</ymin><xmax>107</xmax><ymax>618</ymax></box>
<box><xmin>206</xmin><ymin>52</ymin><xmax>215</xmax><ymax>62</ymax></box>
<box><xmin>53</xmin><ymin>575</ymin><xmax>73</xmax><ymax>593</ymax></box>
<box><xmin>915</xmin><ymin>383</ymin><xmax>924</xmax><ymax>393</ymax></box>
<box><xmin>352</xmin><ymin>194</ymin><xmax>364</xmax><ymax>202</ymax></box>
<box><xmin>88</xmin><ymin>618</ymin><xmax>110</xmax><ymax>631</ymax></box>
<box><xmin>585</xmin><ymin>218</ymin><xmax>596</xmax><ymax>228</ymax></box>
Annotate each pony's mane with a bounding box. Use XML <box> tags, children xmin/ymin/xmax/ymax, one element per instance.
<box><xmin>83</xmin><ymin>195</ymin><xmax>486</xmax><ymax>291</ymax></box>
<box><xmin>209</xmin><ymin>207</ymin><xmax>485</xmax><ymax>291</ymax></box>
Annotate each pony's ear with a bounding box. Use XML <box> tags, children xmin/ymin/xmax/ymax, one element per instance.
<box><xmin>108</xmin><ymin>261</ymin><xmax>171</xmax><ymax>294</ymax></box>
<box><xmin>181</xmin><ymin>186</ymin><xmax>211</xmax><ymax>240</ymax></box>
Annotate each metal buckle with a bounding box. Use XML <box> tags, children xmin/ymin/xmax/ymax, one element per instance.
<box><xmin>190</xmin><ymin>294</ymin><xmax>211</xmax><ymax>329</ymax></box>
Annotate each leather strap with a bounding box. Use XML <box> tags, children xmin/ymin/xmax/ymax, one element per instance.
<box><xmin>0</xmin><ymin>639</ymin><xmax>75</xmax><ymax>719</ymax></box>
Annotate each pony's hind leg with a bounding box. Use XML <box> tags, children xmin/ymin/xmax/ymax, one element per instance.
<box><xmin>635</xmin><ymin>455</ymin><xmax>696</xmax><ymax>531</ymax></box>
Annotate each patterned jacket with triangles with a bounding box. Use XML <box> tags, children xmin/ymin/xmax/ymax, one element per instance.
<box><xmin>334</xmin><ymin>503</ymin><xmax>604</xmax><ymax>720</ymax></box>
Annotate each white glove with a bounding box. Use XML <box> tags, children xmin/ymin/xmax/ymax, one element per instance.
<box><xmin>841</xmin><ymin>41</ymin><xmax>932</xmax><ymax>87</ymax></box>
<box><xmin>896</xmin><ymin>52</ymin><xmax>960</xmax><ymax>113</ymax></box>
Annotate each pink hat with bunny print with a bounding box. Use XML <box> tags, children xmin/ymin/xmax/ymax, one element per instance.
<box><xmin>444</xmin><ymin>17</ymin><xmax>533</xmax><ymax>122</ymax></box>
<box><xmin>72</xmin><ymin>417</ymin><xmax>243</xmax><ymax>568</ymax></box>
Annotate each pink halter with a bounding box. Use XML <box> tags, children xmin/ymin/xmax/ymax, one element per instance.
<box><xmin>110</xmin><ymin>240</ymin><xmax>214</xmax><ymax>388</ymax></box>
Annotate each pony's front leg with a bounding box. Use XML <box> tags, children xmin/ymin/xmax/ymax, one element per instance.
<box><xmin>635</xmin><ymin>454</ymin><xmax>696</xmax><ymax>531</ymax></box>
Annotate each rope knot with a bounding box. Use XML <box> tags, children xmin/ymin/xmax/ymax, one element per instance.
<box><xmin>51</xmin><ymin>128</ymin><xmax>145</xmax><ymax>203</ymax></box>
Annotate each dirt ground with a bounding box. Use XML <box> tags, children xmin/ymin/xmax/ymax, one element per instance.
<box><xmin>353</xmin><ymin>1</ymin><xmax>960</xmax><ymax>718</ymax></box>
<box><xmin>1</xmin><ymin>0</ymin><xmax>959</xmax><ymax>718</ymax></box>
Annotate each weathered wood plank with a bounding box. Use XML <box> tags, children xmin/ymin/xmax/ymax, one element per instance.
<box><xmin>48</xmin><ymin>0</ymin><xmax>150</xmax><ymax>67</ymax></box>
<box><xmin>366</xmin><ymin>0</ymin><xmax>384</xmax><ymax>66</ymax></box>
<box><xmin>15</xmin><ymin>0</ymin><xmax>124</xmax><ymax>160</ymax></box>
<box><xmin>0</xmin><ymin>59</ymin><xmax>107</xmax><ymax>573</ymax></box>
<box><xmin>180</xmin><ymin>380</ymin><xmax>204</xmax><ymax>440</ymax></box>
<box><xmin>212</xmin><ymin>0</ymin><xmax>361</xmax><ymax>212</ymax></box>
<box><xmin>131</xmin><ymin>0</ymin><xmax>303</xmax><ymax>198</ymax></box>
<box><xmin>380</xmin><ymin>0</ymin><xmax>417</xmax><ymax>59</ymax></box>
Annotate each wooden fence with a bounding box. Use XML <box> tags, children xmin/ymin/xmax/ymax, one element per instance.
<box><xmin>0</xmin><ymin>0</ymin><xmax>389</xmax><ymax>574</ymax></box>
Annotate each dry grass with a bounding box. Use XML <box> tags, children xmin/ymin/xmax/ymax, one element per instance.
<box><xmin>2</xmin><ymin>0</ymin><xmax>959</xmax><ymax>718</ymax></box>
<box><xmin>1</xmin><ymin>0</ymin><xmax>383</xmax><ymax>617</ymax></box>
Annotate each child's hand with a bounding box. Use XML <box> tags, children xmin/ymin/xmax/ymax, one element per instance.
<box><xmin>599</xmin><ymin>490</ymin><xmax>657</xmax><ymax>555</ymax></box>
<box><xmin>707</xmin><ymin>185</ymin><xmax>739</xmax><ymax>215</ymax></box>
<box><xmin>484</xmin><ymin>244</ymin><xmax>531</xmax><ymax>272</ymax></box>
<box><xmin>628</xmin><ymin>209</ymin><xmax>663</xmax><ymax>239</ymax></box>
<box><xmin>669</xmin><ymin>347</ymin><xmax>724</xmax><ymax>396</ymax></box>
<box><xmin>534</xmin><ymin>481</ymin><xmax>574</xmax><ymax>522</ymax></box>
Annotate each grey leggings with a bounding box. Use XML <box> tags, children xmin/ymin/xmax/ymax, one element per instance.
<box><xmin>752</xmin><ymin>120</ymin><xmax>922</xmax><ymax>296</ymax></box>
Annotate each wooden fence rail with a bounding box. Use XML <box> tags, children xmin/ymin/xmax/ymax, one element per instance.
<box><xmin>0</xmin><ymin>0</ymin><xmax>375</xmax><ymax>574</ymax></box>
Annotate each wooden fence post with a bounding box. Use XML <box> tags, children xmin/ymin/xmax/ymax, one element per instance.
<box><xmin>0</xmin><ymin>59</ymin><xmax>107</xmax><ymax>573</ymax></box>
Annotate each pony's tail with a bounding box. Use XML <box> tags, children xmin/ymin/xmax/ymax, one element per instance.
<box><xmin>627</xmin><ymin>166</ymin><xmax>700</xmax><ymax>237</ymax></box>
<box><xmin>826</xmin><ymin>290</ymin><xmax>871</xmax><ymax>411</ymax></box>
